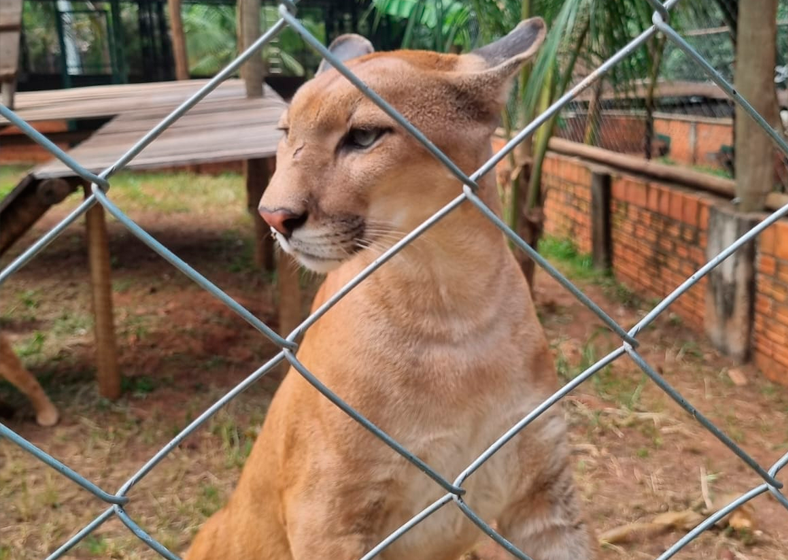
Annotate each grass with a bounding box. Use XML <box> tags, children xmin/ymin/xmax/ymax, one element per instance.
<box><xmin>61</xmin><ymin>171</ymin><xmax>248</xmax><ymax>218</ymax></box>
<box><xmin>656</xmin><ymin>156</ymin><xmax>733</xmax><ymax>179</ymax></box>
<box><xmin>0</xmin><ymin>164</ymin><xmax>31</xmax><ymax>198</ymax></box>
<box><xmin>538</xmin><ymin>236</ymin><xmax>643</xmax><ymax>308</ymax></box>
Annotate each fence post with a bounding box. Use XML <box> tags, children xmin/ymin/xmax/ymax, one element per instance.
<box><xmin>590</xmin><ymin>168</ymin><xmax>612</xmax><ymax>270</ymax></box>
<box><xmin>245</xmin><ymin>158</ymin><xmax>276</xmax><ymax>272</ymax></box>
<box><xmin>83</xmin><ymin>185</ymin><xmax>121</xmax><ymax>400</ymax></box>
<box><xmin>704</xmin><ymin>203</ymin><xmax>759</xmax><ymax>363</ymax></box>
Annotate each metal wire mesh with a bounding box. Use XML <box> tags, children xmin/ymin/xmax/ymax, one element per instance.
<box><xmin>1</xmin><ymin>0</ymin><xmax>787</xmax><ymax>559</ymax></box>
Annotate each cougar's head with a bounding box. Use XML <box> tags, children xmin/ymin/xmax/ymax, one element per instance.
<box><xmin>259</xmin><ymin>20</ymin><xmax>546</xmax><ymax>272</ymax></box>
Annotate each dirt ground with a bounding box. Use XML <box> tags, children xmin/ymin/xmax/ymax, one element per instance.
<box><xmin>1</xmin><ymin>170</ymin><xmax>787</xmax><ymax>560</ymax></box>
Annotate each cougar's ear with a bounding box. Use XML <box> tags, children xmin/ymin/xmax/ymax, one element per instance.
<box><xmin>451</xmin><ymin>18</ymin><xmax>546</xmax><ymax>120</ymax></box>
<box><xmin>470</xmin><ymin>17</ymin><xmax>546</xmax><ymax>73</ymax></box>
<box><xmin>316</xmin><ymin>34</ymin><xmax>375</xmax><ymax>75</ymax></box>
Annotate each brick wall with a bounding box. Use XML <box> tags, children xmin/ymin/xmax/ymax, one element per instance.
<box><xmin>653</xmin><ymin>116</ymin><xmax>732</xmax><ymax>168</ymax></box>
<box><xmin>754</xmin><ymin>223</ymin><xmax>788</xmax><ymax>385</ymax></box>
<box><xmin>490</xmin><ymin>135</ymin><xmax>788</xmax><ymax>385</ymax></box>
<box><xmin>542</xmin><ymin>153</ymin><xmax>710</xmax><ymax>329</ymax></box>
<box><xmin>541</xmin><ymin>155</ymin><xmax>592</xmax><ymax>255</ymax></box>
<box><xmin>553</xmin><ymin>113</ymin><xmax>733</xmax><ymax>166</ymax></box>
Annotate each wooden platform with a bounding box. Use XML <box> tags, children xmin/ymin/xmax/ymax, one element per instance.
<box><xmin>0</xmin><ymin>79</ymin><xmax>264</xmax><ymax>124</ymax></box>
<box><xmin>31</xmin><ymin>81</ymin><xmax>287</xmax><ymax>178</ymax></box>
<box><xmin>1</xmin><ymin>79</ymin><xmax>287</xmax><ymax>258</ymax></box>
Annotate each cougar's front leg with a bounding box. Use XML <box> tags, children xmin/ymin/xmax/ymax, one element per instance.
<box><xmin>497</xmin><ymin>463</ymin><xmax>597</xmax><ymax>560</ymax></box>
<box><xmin>0</xmin><ymin>333</ymin><xmax>59</xmax><ymax>426</ymax></box>
<box><xmin>286</xmin><ymin>480</ymin><xmax>394</xmax><ymax>560</ymax></box>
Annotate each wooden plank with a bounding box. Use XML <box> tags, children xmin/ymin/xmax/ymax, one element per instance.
<box><xmin>28</xmin><ymin>85</ymin><xmax>287</xmax><ymax>179</ymax></box>
<box><xmin>0</xmin><ymin>80</ymin><xmax>263</xmax><ymax>124</ymax></box>
<box><xmin>20</xmin><ymin>81</ymin><xmax>287</xmax><ymax>179</ymax></box>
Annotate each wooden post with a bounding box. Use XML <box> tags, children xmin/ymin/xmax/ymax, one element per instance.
<box><xmin>238</xmin><ymin>0</ymin><xmax>264</xmax><ymax>98</ymax></box>
<box><xmin>590</xmin><ymin>169</ymin><xmax>612</xmax><ymax>271</ymax></box>
<box><xmin>0</xmin><ymin>0</ymin><xmax>23</xmax><ymax>110</ymax></box>
<box><xmin>276</xmin><ymin>252</ymin><xmax>302</xmax><ymax>379</ymax></box>
<box><xmin>168</xmin><ymin>0</ymin><xmax>189</xmax><ymax>80</ymax></box>
<box><xmin>84</xmin><ymin>187</ymin><xmax>121</xmax><ymax>399</ymax></box>
<box><xmin>278</xmin><ymin>254</ymin><xmax>302</xmax><ymax>339</ymax></box>
<box><xmin>245</xmin><ymin>158</ymin><xmax>275</xmax><ymax>271</ymax></box>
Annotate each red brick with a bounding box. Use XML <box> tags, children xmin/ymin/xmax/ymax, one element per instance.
<box><xmin>755</xmin><ymin>294</ymin><xmax>773</xmax><ymax>315</ymax></box>
<box><xmin>759</xmin><ymin>255</ymin><xmax>777</xmax><ymax>275</ymax></box>
<box><xmin>630</xmin><ymin>180</ymin><xmax>648</xmax><ymax>208</ymax></box>
<box><xmin>647</xmin><ymin>185</ymin><xmax>660</xmax><ymax>211</ymax></box>
<box><xmin>759</xmin><ymin>225</ymin><xmax>776</xmax><ymax>256</ymax></box>
<box><xmin>773</xmin><ymin>345</ymin><xmax>788</xmax><ymax>368</ymax></box>
<box><xmin>682</xmin><ymin>196</ymin><xmax>699</xmax><ymax>226</ymax></box>
<box><xmin>659</xmin><ymin>186</ymin><xmax>671</xmax><ymax>215</ymax></box>
<box><xmin>698</xmin><ymin>203</ymin><xmax>710</xmax><ymax>231</ymax></box>
<box><xmin>669</xmin><ymin>191</ymin><xmax>685</xmax><ymax>222</ymax></box>
<box><xmin>776</xmin><ymin>222</ymin><xmax>788</xmax><ymax>261</ymax></box>
<box><xmin>765</xmin><ymin>326</ymin><xmax>788</xmax><ymax>345</ymax></box>
<box><xmin>612</xmin><ymin>180</ymin><xmax>626</xmax><ymax>202</ymax></box>
<box><xmin>774</xmin><ymin>305</ymin><xmax>788</xmax><ymax>326</ymax></box>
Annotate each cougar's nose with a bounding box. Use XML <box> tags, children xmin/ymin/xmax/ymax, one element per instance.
<box><xmin>259</xmin><ymin>207</ymin><xmax>307</xmax><ymax>238</ymax></box>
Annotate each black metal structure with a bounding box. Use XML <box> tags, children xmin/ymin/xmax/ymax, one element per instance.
<box><xmin>17</xmin><ymin>0</ymin><xmax>392</xmax><ymax>97</ymax></box>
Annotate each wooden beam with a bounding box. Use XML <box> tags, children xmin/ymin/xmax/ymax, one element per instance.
<box><xmin>244</xmin><ymin>158</ymin><xmax>275</xmax><ymax>271</ymax></box>
<box><xmin>84</xmin><ymin>186</ymin><xmax>121</xmax><ymax>400</ymax></box>
<box><xmin>546</xmin><ymin>137</ymin><xmax>788</xmax><ymax>212</ymax></box>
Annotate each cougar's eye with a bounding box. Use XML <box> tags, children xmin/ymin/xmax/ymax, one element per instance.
<box><xmin>343</xmin><ymin>127</ymin><xmax>387</xmax><ymax>150</ymax></box>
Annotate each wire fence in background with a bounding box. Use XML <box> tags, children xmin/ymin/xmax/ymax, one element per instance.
<box><xmin>557</xmin><ymin>3</ymin><xmax>788</xmax><ymax>193</ymax></box>
<box><xmin>1</xmin><ymin>0</ymin><xmax>787</xmax><ymax>559</ymax></box>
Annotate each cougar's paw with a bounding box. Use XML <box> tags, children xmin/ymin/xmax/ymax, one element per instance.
<box><xmin>36</xmin><ymin>404</ymin><xmax>60</xmax><ymax>427</ymax></box>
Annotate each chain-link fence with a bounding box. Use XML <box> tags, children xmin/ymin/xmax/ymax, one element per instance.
<box><xmin>1</xmin><ymin>0</ymin><xmax>787</xmax><ymax>558</ymax></box>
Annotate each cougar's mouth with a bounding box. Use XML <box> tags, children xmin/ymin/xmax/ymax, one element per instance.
<box><xmin>271</xmin><ymin>218</ymin><xmax>366</xmax><ymax>273</ymax></box>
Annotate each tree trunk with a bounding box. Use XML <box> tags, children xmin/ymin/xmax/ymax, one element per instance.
<box><xmin>167</xmin><ymin>0</ymin><xmax>189</xmax><ymax>80</ymax></box>
<box><xmin>238</xmin><ymin>0</ymin><xmax>264</xmax><ymax>97</ymax></box>
<box><xmin>735</xmin><ymin>0</ymin><xmax>779</xmax><ymax>212</ymax></box>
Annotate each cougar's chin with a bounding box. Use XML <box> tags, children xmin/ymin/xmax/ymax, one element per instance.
<box><xmin>272</xmin><ymin>230</ymin><xmax>352</xmax><ymax>273</ymax></box>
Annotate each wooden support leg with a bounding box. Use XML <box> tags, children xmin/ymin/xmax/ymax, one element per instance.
<box><xmin>84</xmin><ymin>187</ymin><xmax>121</xmax><ymax>400</ymax></box>
<box><xmin>1</xmin><ymin>79</ymin><xmax>17</xmax><ymax>110</ymax></box>
<box><xmin>277</xmin><ymin>253</ymin><xmax>302</xmax><ymax>340</ymax></box>
<box><xmin>244</xmin><ymin>158</ymin><xmax>275</xmax><ymax>272</ymax></box>
<box><xmin>276</xmin><ymin>252</ymin><xmax>302</xmax><ymax>379</ymax></box>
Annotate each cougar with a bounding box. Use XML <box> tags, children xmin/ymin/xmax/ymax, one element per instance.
<box><xmin>186</xmin><ymin>19</ymin><xmax>596</xmax><ymax>560</ymax></box>
<box><xmin>0</xmin><ymin>331</ymin><xmax>59</xmax><ymax>426</ymax></box>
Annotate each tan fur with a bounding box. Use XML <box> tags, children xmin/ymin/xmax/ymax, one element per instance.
<box><xmin>0</xmin><ymin>332</ymin><xmax>59</xmax><ymax>426</ymax></box>
<box><xmin>187</xmin><ymin>21</ymin><xmax>596</xmax><ymax>560</ymax></box>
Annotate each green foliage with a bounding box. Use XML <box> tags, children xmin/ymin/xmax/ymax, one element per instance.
<box><xmin>365</xmin><ymin>0</ymin><xmax>474</xmax><ymax>52</ymax></box>
<box><xmin>182</xmin><ymin>5</ymin><xmax>325</xmax><ymax>77</ymax></box>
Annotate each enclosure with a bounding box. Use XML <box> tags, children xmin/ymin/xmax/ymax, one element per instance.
<box><xmin>2</xmin><ymin>0</ymin><xmax>788</xmax><ymax>560</ymax></box>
